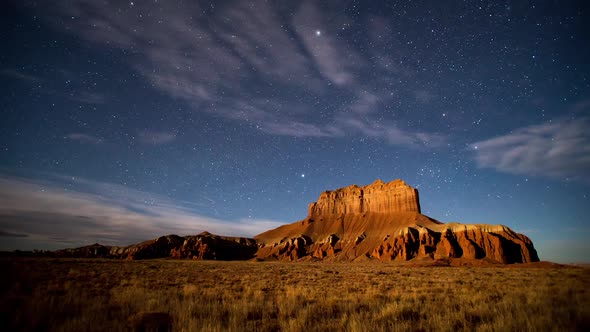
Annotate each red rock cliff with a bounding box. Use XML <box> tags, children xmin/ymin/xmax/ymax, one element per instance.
<box><xmin>256</xmin><ymin>179</ymin><xmax>539</xmax><ymax>264</ymax></box>
<box><xmin>307</xmin><ymin>179</ymin><xmax>421</xmax><ymax>216</ymax></box>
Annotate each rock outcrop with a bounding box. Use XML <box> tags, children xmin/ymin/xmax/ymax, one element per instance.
<box><xmin>48</xmin><ymin>178</ymin><xmax>540</xmax><ymax>264</ymax></box>
<box><xmin>169</xmin><ymin>232</ymin><xmax>257</xmax><ymax>260</ymax></box>
<box><xmin>255</xmin><ymin>179</ymin><xmax>539</xmax><ymax>264</ymax></box>
<box><xmin>53</xmin><ymin>232</ymin><xmax>257</xmax><ymax>261</ymax></box>
<box><xmin>116</xmin><ymin>235</ymin><xmax>185</xmax><ymax>260</ymax></box>
<box><xmin>308</xmin><ymin>179</ymin><xmax>421</xmax><ymax>216</ymax></box>
<box><xmin>53</xmin><ymin>243</ymin><xmax>113</xmax><ymax>258</ymax></box>
<box><xmin>368</xmin><ymin>224</ymin><xmax>538</xmax><ymax>263</ymax></box>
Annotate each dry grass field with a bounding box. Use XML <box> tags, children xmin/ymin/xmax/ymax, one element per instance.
<box><xmin>1</xmin><ymin>258</ymin><xmax>589</xmax><ymax>332</ymax></box>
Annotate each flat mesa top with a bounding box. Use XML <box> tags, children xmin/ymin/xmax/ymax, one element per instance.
<box><xmin>310</xmin><ymin>179</ymin><xmax>421</xmax><ymax>215</ymax></box>
<box><xmin>321</xmin><ymin>179</ymin><xmax>410</xmax><ymax>194</ymax></box>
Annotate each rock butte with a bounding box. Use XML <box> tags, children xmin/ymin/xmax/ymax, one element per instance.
<box><xmin>308</xmin><ymin>179</ymin><xmax>421</xmax><ymax>216</ymax></box>
<box><xmin>51</xmin><ymin>179</ymin><xmax>539</xmax><ymax>264</ymax></box>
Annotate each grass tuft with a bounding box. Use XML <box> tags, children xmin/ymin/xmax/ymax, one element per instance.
<box><xmin>1</xmin><ymin>258</ymin><xmax>589</xmax><ymax>331</ymax></box>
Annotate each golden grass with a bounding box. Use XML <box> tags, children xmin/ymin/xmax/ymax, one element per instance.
<box><xmin>1</xmin><ymin>258</ymin><xmax>589</xmax><ymax>331</ymax></box>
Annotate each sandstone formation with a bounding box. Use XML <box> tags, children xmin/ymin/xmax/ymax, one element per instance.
<box><xmin>53</xmin><ymin>243</ymin><xmax>112</xmax><ymax>258</ymax></box>
<box><xmin>368</xmin><ymin>224</ymin><xmax>538</xmax><ymax>264</ymax></box>
<box><xmin>48</xmin><ymin>178</ymin><xmax>539</xmax><ymax>264</ymax></box>
<box><xmin>53</xmin><ymin>232</ymin><xmax>257</xmax><ymax>260</ymax></box>
<box><xmin>254</xmin><ymin>179</ymin><xmax>539</xmax><ymax>264</ymax></box>
<box><xmin>308</xmin><ymin>179</ymin><xmax>421</xmax><ymax>216</ymax></box>
<box><xmin>169</xmin><ymin>232</ymin><xmax>257</xmax><ymax>260</ymax></box>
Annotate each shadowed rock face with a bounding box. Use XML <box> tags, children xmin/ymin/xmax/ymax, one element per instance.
<box><xmin>46</xmin><ymin>179</ymin><xmax>539</xmax><ymax>264</ymax></box>
<box><xmin>369</xmin><ymin>224</ymin><xmax>539</xmax><ymax>263</ymax></box>
<box><xmin>53</xmin><ymin>232</ymin><xmax>258</xmax><ymax>261</ymax></box>
<box><xmin>308</xmin><ymin>179</ymin><xmax>421</xmax><ymax>216</ymax></box>
<box><xmin>169</xmin><ymin>233</ymin><xmax>257</xmax><ymax>260</ymax></box>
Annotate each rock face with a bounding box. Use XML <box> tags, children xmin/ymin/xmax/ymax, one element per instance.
<box><xmin>116</xmin><ymin>235</ymin><xmax>185</xmax><ymax>260</ymax></box>
<box><xmin>169</xmin><ymin>232</ymin><xmax>257</xmax><ymax>260</ymax></box>
<box><xmin>54</xmin><ymin>232</ymin><xmax>257</xmax><ymax>260</ymax></box>
<box><xmin>308</xmin><ymin>179</ymin><xmax>421</xmax><ymax>216</ymax></box>
<box><xmin>48</xmin><ymin>178</ymin><xmax>540</xmax><ymax>264</ymax></box>
<box><xmin>255</xmin><ymin>179</ymin><xmax>539</xmax><ymax>264</ymax></box>
<box><xmin>369</xmin><ymin>224</ymin><xmax>538</xmax><ymax>264</ymax></box>
<box><xmin>53</xmin><ymin>243</ymin><xmax>113</xmax><ymax>258</ymax></box>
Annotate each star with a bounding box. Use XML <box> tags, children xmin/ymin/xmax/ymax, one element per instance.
<box><xmin>301</xmin><ymin>174</ymin><xmax>305</xmax><ymax>178</ymax></box>
<box><xmin>315</xmin><ymin>30</ymin><xmax>321</xmax><ymax>36</ymax></box>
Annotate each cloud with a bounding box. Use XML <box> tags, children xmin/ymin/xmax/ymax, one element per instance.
<box><xmin>138</xmin><ymin>131</ymin><xmax>177</xmax><ymax>145</ymax></box>
<box><xmin>30</xmin><ymin>0</ymin><xmax>442</xmax><ymax>147</ymax></box>
<box><xmin>470</xmin><ymin>117</ymin><xmax>590</xmax><ymax>182</ymax></box>
<box><xmin>0</xmin><ymin>230</ymin><xmax>28</xmax><ymax>238</ymax></box>
<box><xmin>573</xmin><ymin>98</ymin><xmax>590</xmax><ymax>113</ymax></box>
<box><xmin>259</xmin><ymin>91</ymin><xmax>444</xmax><ymax>147</ymax></box>
<box><xmin>337</xmin><ymin>116</ymin><xmax>445</xmax><ymax>147</ymax></box>
<box><xmin>66</xmin><ymin>133</ymin><xmax>103</xmax><ymax>144</ymax></box>
<box><xmin>0</xmin><ymin>175</ymin><xmax>286</xmax><ymax>250</ymax></box>
<box><xmin>292</xmin><ymin>1</ymin><xmax>359</xmax><ymax>86</ymax></box>
<box><xmin>414</xmin><ymin>90</ymin><xmax>436</xmax><ymax>104</ymax></box>
<box><xmin>67</xmin><ymin>131</ymin><xmax>178</xmax><ymax>146</ymax></box>
<box><xmin>0</xmin><ymin>68</ymin><xmax>39</xmax><ymax>82</ymax></box>
<box><xmin>262</xmin><ymin>121</ymin><xmax>340</xmax><ymax>138</ymax></box>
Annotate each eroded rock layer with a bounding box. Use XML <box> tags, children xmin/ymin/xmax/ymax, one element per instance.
<box><xmin>46</xmin><ymin>178</ymin><xmax>540</xmax><ymax>264</ymax></box>
<box><xmin>369</xmin><ymin>224</ymin><xmax>538</xmax><ymax>263</ymax></box>
<box><xmin>308</xmin><ymin>179</ymin><xmax>421</xmax><ymax>216</ymax></box>
<box><xmin>254</xmin><ymin>179</ymin><xmax>539</xmax><ymax>263</ymax></box>
<box><xmin>254</xmin><ymin>212</ymin><xmax>539</xmax><ymax>263</ymax></box>
<box><xmin>53</xmin><ymin>232</ymin><xmax>257</xmax><ymax>260</ymax></box>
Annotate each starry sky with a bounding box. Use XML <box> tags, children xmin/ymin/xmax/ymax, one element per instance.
<box><xmin>1</xmin><ymin>1</ymin><xmax>589</xmax><ymax>263</ymax></box>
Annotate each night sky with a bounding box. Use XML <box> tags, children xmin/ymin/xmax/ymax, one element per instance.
<box><xmin>1</xmin><ymin>1</ymin><xmax>589</xmax><ymax>263</ymax></box>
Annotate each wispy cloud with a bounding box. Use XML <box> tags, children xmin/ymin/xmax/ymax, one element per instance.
<box><xmin>138</xmin><ymin>131</ymin><xmax>177</xmax><ymax>145</ymax></box>
<box><xmin>339</xmin><ymin>117</ymin><xmax>446</xmax><ymax>147</ymax></box>
<box><xmin>30</xmin><ymin>0</ymin><xmax>443</xmax><ymax>148</ymax></box>
<box><xmin>262</xmin><ymin>121</ymin><xmax>341</xmax><ymax>138</ymax></box>
<box><xmin>66</xmin><ymin>133</ymin><xmax>104</xmax><ymax>145</ymax></box>
<box><xmin>0</xmin><ymin>175</ymin><xmax>286</xmax><ymax>250</ymax></box>
<box><xmin>573</xmin><ymin>98</ymin><xmax>590</xmax><ymax>113</ymax></box>
<box><xmin>470</xmin><ymin>117</ymin><xmax>590</xmax><ymax>182</ymax></box>
<box><xmin>0</xmin><ymin>230</ymin><xmax>28</xmax><ymax>238</ymax></box>
<box><xmin>414</xmin><ymin>90</ymin><xmax>436</xmax><ymax>104</ymax></box>
<box><xmin>70</xmin><ymin>91</ymin><xmax>107</xmax><ymax>104</ymax></box>
<box><xmin>293</xmin><ymin>1</ymin><xmax>359</xmax><ymax>86</ymax></box>
<box><xmin>1</xmin><ymin>68</ymin><xmax>39</xmax><ymax>82</ymax></box>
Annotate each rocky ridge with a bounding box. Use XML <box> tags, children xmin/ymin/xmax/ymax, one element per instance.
<box><xmin>53</xmin><ymin>232</ymin><xmax>257</xmax><ymax>260</ymax></box>
<box><xmin>46</xmin><ymin>179</ymin><xmax>539</xmax><ymax>264</ymax></box>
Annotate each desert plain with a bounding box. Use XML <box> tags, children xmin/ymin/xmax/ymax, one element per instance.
<box><xmin>1</xmin><ymin>258</ymin><xmax>589</xmax><ymax>332</ymax></box>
